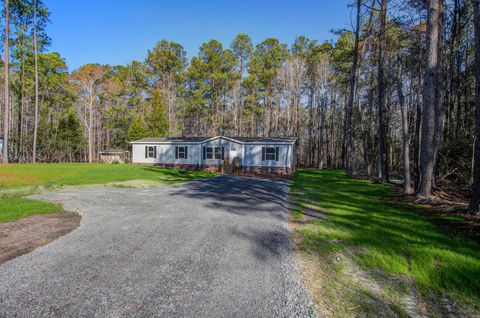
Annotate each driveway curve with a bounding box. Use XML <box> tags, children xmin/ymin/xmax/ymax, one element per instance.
<box><xmin>0</xmin><ymin>175</ymin><xmax>314</xmax><ymax>317</ymax></box>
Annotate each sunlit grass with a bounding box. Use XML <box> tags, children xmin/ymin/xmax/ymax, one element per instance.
<box><xmin>0</xmin><ymin>163</ymin><xmax>215</xmax><ymax>188</ymax></box>
<box><xmin>0</xmin><ymin>197</ymin><xmax>62</xmax><ymax>223</ymax></box>
<box><xmin>0</xmin><ymin>163</ymin><xmax>216</xmax><ymax>222</ymax></box>
<box><xmin>291</xmin><ymin>169</ymin><xmax>480</xmax><ymax>303</ymax></box>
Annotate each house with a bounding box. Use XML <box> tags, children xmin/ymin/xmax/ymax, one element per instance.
<box><xmin>130</xmin><ymin>136</ymin><xmax>297</xmax><ymax>174</ymax></box>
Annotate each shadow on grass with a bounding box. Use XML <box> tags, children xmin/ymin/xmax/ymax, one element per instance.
<box><xmin>291</xmin><ymin>169</ymin><xmax>480</xmax><ymax>303</ymax></box>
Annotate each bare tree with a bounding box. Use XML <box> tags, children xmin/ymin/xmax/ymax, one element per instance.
<box><xmin>314</xmin><ymin>53</ymin><xmax>331</xmax><ymax>169</ymax></box>
<box><xmin>280</xmin><ymin>57</ymin><xmax>306</xmax><ymax>137</ymax></box>
<box><xmin>70</xmin><ymin>64</ymin><xmax>108</xmax><ymax>163</ymax></box>
<box><xmin>396</xmin><ymin>55</ymin><xmax>413</xmax><ymax>193</ymax></box>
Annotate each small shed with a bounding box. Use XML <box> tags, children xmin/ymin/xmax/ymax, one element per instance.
<box><xmin>99</xmin><ymin>150</ymin><xmax>130</xmax><ymax>164</ymax></box>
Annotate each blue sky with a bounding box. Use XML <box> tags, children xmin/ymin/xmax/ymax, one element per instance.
<box><xmin>44</xmin><ymin>0</ymin><xmax>352</xmax><ymax>71</ymax></box>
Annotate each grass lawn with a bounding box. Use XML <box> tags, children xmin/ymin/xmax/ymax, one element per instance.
<box><xmin>291</xmin><ymin>169</ymin><xmax>480</xmax><ymax>315</ymax></box>
<box><xmin>0</xmin><ymin>163</ymin><xmax>215</xmax><ymax>223</ymax></box>
<box><xmin>0</xmin><ymin>163</ymin><xmax>214</xmax><ymax>188</ymax></box>
<box><xmin>0</xmin><ymin>198</ymin><xmax>62</xmax><ymax>223</ymax></box>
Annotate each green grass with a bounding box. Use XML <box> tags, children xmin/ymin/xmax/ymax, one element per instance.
<box><xmin>0</xmin><ymin>198</ymin><xmax>62</xmax><ymax>223</ymax></box>
<box><xmin>291</xmin><ymin>169</ymin><xmax>480</xmax><ymax>303</ymax></box>
<box><xmin>0</xmin><ymin>163</ymin><xmax>216</xmax><ymax>223</ymax></box>
<box><xmin>0</xmin><ymin>163</ymin><xmax>215</xmax><ymax>188</ymax></box>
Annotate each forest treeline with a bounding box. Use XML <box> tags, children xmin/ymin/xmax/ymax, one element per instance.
<box><xmin>2</xmin><ymin>0</ymin><xmax>480</xmax><ymax>212</ymax></box>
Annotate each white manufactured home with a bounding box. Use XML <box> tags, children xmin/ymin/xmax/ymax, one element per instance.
<box><xmin>130</xmin><ymin>136</ymin><xmax>297</xmax><ymax>174</ymax></box>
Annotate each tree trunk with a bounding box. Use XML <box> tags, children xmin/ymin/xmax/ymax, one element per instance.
<box><xmin>345</xmin><ymin>0</ymin><xmax>361</xmax><ymax>176</ymax></box>
<box><xmin>377</xmin><ymin>0</ymin><xmax>389</xmax><ymax>182</ymax></box>
<box><xmin>417</xmin><ymin>0</ymin><xmax>444</xmax><ymax>198</ymax></box>
<box><xmin>397</xmin><ymin>56</ymin><xmax>413</xmax><ymax>194</ymax></box>
<box><xmin>32</xmin><ymin>0</ymin><xmax>39</xmax><ymax>163</ymax></box>
<box><xmin>318</xmin><ymin>94</ymin><xmax>325</xmax><ymax>169</ymax></box>
<box><xmin>468</xmin><ymin>0</ymin><xmax>480</xmax><ymax>214</ymax></box>
<box><xmin>414</xmin><ymin>72</ymin><xmax>422</xmax><ymax>188</ymax></box>
<box><xmin>88</xmin><ymin>99</ymin><xmax>93</xmax><ymax>163</ymax></box>
<box><xmin>2</xmin><ymin>0</ymin><xmax>9</xmax><ymax>164</ymax></box>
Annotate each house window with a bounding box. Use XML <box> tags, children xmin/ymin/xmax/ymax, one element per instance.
<box><xmin>175</xmin><ymin>146</ymin><xmax>188</xmax><ymax>159</ymax></box>
<box><xmin>145</xmin><ymin>146</ymin><xmax>157</xmax><ymax>159</ymax></box>
<box><xmin>205</xmin><ymin>147</ymin><xmax>213</xmax><ymax>159</ymax></box>
<box><xmin>262</xmin><ymin>147</ymin><xmax>279</xmax><ymax>161</ymax></box>
<box><xmin>214</xmin><ymin>147</ymin><xmax>222</xmax><ymax>159</ymax></box>
<box><xmin>203</xmin><ymin>146</ymin><xmax>224</xmax><ymax>160</ymax></box>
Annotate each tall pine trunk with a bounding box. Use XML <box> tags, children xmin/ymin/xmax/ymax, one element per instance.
<box><xmin>417</xmin><ymin>0</ymin><xmax>444</xmax><ymax>198</ymax></box>
<box><xmin>345</xmin><ymin>0</ymin><xmax>361</xmax><ymax>176</ymax></box>
<box><xmin>377</xmin><ymin>0</ymin><xmax>389</xmax><ymax>182</ymax></box>
<box><xmin>468</xmin><ymin>0</ymin><xmax>480</xmax><ymax>214</ymax></box>
<box><xmin>32</xmin><ymin>0</ymin><xmax>39</xmax><ymax>163</ymax></box>
<box><xmin>2</xmin><ymin>0</ymin><xmax>9</xmax><ymax>164</ymax></box>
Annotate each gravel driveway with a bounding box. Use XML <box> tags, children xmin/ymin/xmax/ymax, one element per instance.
<box><xmin>0</xmin><ymin>175</ymin><xmax>314</xmax><ymax>317</ymax></box>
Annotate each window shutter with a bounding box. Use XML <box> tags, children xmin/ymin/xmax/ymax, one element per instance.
<box><xmin>275</xmin><ymin>147</ymin><xmax>279</xmax><ymax>161</ymax></box>
<box><xmin>203</xmin><ymin>147</ymin><xmax>206</xmax><ymax>160</ymax></box>
<box><xmin>145</xmin><ymin>146</ymin><xmax>148</xmax><ymax>159</ymax></box>
<box><xmin>262</xmin><ymin>147</ymin><xmax>266</xmax><ymax>161</ymax></box>
<box><xmin>154</xmin><ymin>146</ymin><xmax>157</xmax><ymax>158</ymax></box>
<box><xmin>175</xmin><ymin>146</ymin><xmax>178</xmax><ymax>159</ymax></box>
<box><xmin>221</xmin><ymin>147</ymin><xmax>225</xmax><ymax>160</ymax></box>
<box><xmin>185</xmin><ymin>147</ymin><xmax>188</xmax><ymax>159</ymax></box>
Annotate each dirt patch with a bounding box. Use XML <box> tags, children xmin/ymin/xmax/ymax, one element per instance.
<box><xmin>0</xmin><ymin>212</ymin><xmax>80</xmax><ymax>264</ymax></box>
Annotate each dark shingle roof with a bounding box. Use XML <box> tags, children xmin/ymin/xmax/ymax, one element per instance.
<box><xmin>131</xmin><ymin>136</ymin><xmax>296</xmax><ymax>144</ymax></box>
<box><xmin>227</xmin><ymin>137</ymin><xmax>296</xmax><ymax>143</ymax></box>
<box><xmin>132</xmin><ymin>137</ymin><xmax>211</xmax><ymax>143</ymax></box>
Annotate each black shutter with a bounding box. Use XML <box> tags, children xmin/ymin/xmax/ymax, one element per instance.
<box><xmin>262</xmin><ymin>147</ymin><xmax>266</xmax><ymax>161</ymax></box>
<box><xmin>145</xmin><ymin>146</ymin><xmax>148</xmax><ymax>158</ymax></box>
<box><xmin>203</xmin><ymin>147</ymin><xmax>206</xmax><ymax>160</ymax></box>
<box><xmin>275</xmin><ymin>147</ymin><xmax>279</xmax><ymax>161</ymax></box>
<box><xmin>221</xmin><ymin>147</ymin><xmax>225</xmax><ymax>160</ymax></box>
<box><xmin>185</xmin><ymin>147</ymin><xmax>188</xmax><ymax>159</ymax></box>
<box><xmin>154</xmin><ymin>146</ymin><xmax>157</xmax><ymax>158</ymax></box>
<box><xmin>175</xmin><ymin>146</ymin><xmax>178</xmax><ymax>159</ymax></box>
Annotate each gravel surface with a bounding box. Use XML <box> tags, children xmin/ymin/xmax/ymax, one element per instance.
<box><xmin>0</xmin><ymin>175</ymin><xmax>315</xmax><ymax>318</ymax></box>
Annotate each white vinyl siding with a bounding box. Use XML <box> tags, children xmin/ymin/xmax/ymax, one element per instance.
<box><xmin>243</xmin><ymin>144</ymin><xmax>291</xmax><ymax>167</ymax></box>
<box><xmin>132</xmin><ymin>144</ymin><xmax>199</xmax><ymax>164</ymax></box>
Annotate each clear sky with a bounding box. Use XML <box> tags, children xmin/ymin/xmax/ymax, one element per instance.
<box><xmin>44</xmin><ymin>0</ymin><xmax>352</xmax><ymax>71</ymax></box>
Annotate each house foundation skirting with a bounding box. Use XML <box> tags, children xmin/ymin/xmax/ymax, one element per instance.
<box><xmin>141</xmin><ymin>163</ymin><xmax>292</xmax><ymax>175</ymax></box>
<box><xmin>242</xmin><ymin>166</ymin><xmax>291</xmax><ymax>175</ymax></box>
